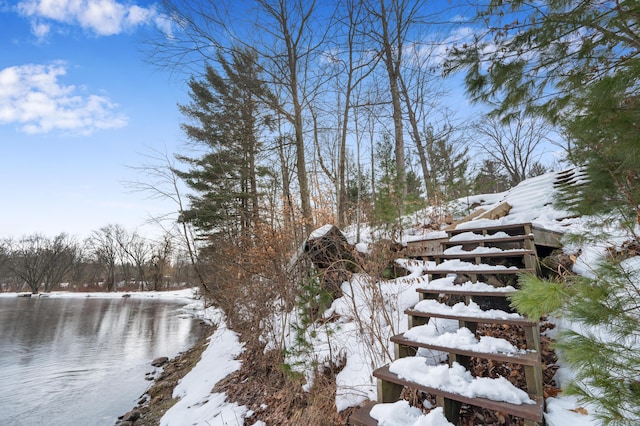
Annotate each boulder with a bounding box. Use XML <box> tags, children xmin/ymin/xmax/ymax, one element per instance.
<box><xmin>304</xmin><ymin>225</ymin><xmax>357</xmax><ymax>297</ymax></box>
<box><xmin>122</xmin><ymin>409</ymin><xmax>141</xmax><ymax>422</ymax></box>
<box><xmin>151</xmin><ymin>357</ymin><xmax>169</xmax><ymax>367</ymax></box>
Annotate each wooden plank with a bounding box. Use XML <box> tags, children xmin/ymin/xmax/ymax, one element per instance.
<box><xmin>390</xmin><ymin>334</ymin><xmax>541</xmax><ymax>366</ymax></box>
<box><xmin>443</xmin><ymin>235</ymin><xmax>534</xmax><ymax>246</ymax></box>
<box><xmin>373</xmin><ymin>366</ymin><xmax>545</xmax><ymax>422</ymax></box>
<box><xmin>431</xmin><ymin>250</ymin><xmax>535</xmax><ymax>260</ymax></box>
<box><xmin>406</xmin><ymin>237</ymin><xmax>447</xmax><ymax>257</ymax></box>
<box><xmin>416</xmin><ymin>287</ymin><xmax>516</xmax><ymax>297</ymax></box>
<box><xmin>475</xmin><ymin>201</ymin><xmax>512</xmax><ymax>221</ymax></box>
<box><xmin>377</xmin><ymin>376</ymin><xmax>403</xmax><ymax>403</ymax></box>
<box><xmin>405</xmin><ymin>307</ymin><xmax>538</xmax><ymax>326</ymax></box>
<box><xmin>425</xmin><ymin>268</ymin><xmax>535</xmax><ymax>276</ymax></box>
<box><xmin>448</xmin><ymin>221</ymin><xmax>531</xmax><ymax>236</ymax></box>
<box><xmin>349</xmin><ymin>401</ymin><xmax>378</xmax><ymax>426</ymax></box>
<box><xmin>531</xmin><ymin>226</ymin><xmax>564</xmax><ymax>248</ymax></box>
<box><xmin>445</xmin><ymin>207</ymin><xmax>487</xmax><ymax>230</ymax></box>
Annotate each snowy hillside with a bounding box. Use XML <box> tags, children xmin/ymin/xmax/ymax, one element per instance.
<box><xmin>160</xmin><ymin>169</ymin><xmax>630</xmax><ymax>425</ymax></box>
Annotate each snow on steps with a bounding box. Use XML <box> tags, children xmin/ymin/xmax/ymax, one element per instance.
<box><xmin>373</xmin><ymin>364</ymin><xmax>544</xmax><ymax>423</ymax></box>
<box><xmin>391</xmin><ymin>325</ymin><xmax>540</xmax><ymax>367</ymax></box>
<box><xmin>350</xmin><ymin>222</ymin><xmax>547</xmax><ymax>425</ymax></box>
<box><xmin>416</xmin><ymin>276</ymin><xmax>516</xmax><ymax>298</ymax></box>
<box><xmin>405</xmin><ymin>300</ymin><xmax>537</xmax><ymax>328</ymax></box>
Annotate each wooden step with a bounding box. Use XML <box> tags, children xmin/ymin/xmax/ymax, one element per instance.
<box><xmin>443</xmin><ymin>234</ymin><xmax>534</xmax><ymax>246</ymax></box>
<box><xmin>417</xmin><ymin>285</ymin><xmax>516</xmax><ymax>298</ymax></box>
<box><xmin>416</xmin><ymin>276</ymin><xmax>516</xmax><ymax>298</ymax></box>
<box><xmin>433</xmin><ymin>250</ymin><xmax>534</xmax><ymax>260</ymax></box>
<box><xmin>391</xmin><ymin>333</ymin><xmax>540</xmax><ymax>366</ymax></box>
<box><xmin>448</xmin><ymin>222</ymin><xmax>532</xmax><ymax>237</ymax></box>
<box><xmin>424</xmin><ymin>267</ymin><xmax>534</xmax><ymax>277</ymax></box>
<box><xmin>349</xmin><ymin>401</ymin><xmax>378</xmax><ymax>426</ymax></box>
<box><xmin>432</xmin><ymin>250</ymin><xmax>537</xmax><ymax>271</ymax></box>
<box><xmin>374</xmin><ymin>365</ymin><xmax>545</xmax><ymax>423</ymax></box>
<box><xmin>405</xmin><ymin>306</ymin><xmax>537</xmax><ymax>327</ymax></box>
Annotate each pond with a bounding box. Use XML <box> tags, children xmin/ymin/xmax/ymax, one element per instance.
<box><xmin>0</xmin><ymin>294</ymin><xmax>207</xmax><ymax>425</ymax></box>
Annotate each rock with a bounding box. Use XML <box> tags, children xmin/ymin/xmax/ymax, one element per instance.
<box><xmin>122</xmin><ymin>410</ymin><xmax>141</xmax><ymax>422</ymax></box>
<box><xmin>540</xmin><ymin>250</ymin><xmax>575</xmax><ymax>278</ymax></box>
<box><xmin>303</xmin><ymin>225</ymin><xmax>357</xmax><ymax>297</ymax></box>
<box><xmin>151</xmin><ymin>357</ymin><xmax>169</xmax><ymax>367</ymax></box>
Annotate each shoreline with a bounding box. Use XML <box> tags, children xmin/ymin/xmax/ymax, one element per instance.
<box><xmin>0</xmin><ymin>288</ymin><xmax>198</xmax><ymax>300</ymax></box>
<box><xmin>116</xmin><ymin>323</ymin><xmax>216</xmax><ymax>426</ymax></box>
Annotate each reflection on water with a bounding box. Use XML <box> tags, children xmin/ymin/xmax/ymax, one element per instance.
<box><xmin>0</xmin><ymin>296</ymin><xmax>206</xmax><ymax>426</ymax></box>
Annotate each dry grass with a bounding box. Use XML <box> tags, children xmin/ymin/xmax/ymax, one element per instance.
<box><xmin>215</xmin><ymin>346</ymin><xmax>349</xmax><ymax>426</ymax></box>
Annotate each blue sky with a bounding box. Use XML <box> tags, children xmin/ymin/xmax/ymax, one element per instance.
<box><xmin>1</xmin><ymin>0</ymin><xmax>188</xmax><ymax>239</ymax></box>
<box><xmin>0</xmin><ymin>0</ymin><xmax>555</xmax><ymax>240</ymax></box>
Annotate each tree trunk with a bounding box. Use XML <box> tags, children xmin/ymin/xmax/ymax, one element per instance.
<box><xmin>379</xmin><ymin>0</ymin><xmax>407</xmax><ymax>212</ymax></box>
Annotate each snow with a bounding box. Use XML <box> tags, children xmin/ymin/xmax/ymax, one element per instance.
<box><xmin>0</xmin><ymin>288</ymin><xmax>199</xmax><ymax>300</ymax></box>
<box><xmin>449</xmin><ymin>231</ymin><xmax>512</xmax><ymax>241</ymax></box>
<box><xmin>389</xmin><ymin>359</ymin><xmax>535</xmax><ymax>405</ymax></box>
<box><xmin>412</xmin><ymin>299</ymin><xmax>524</xmax><ymax>321</ymax></box>
<box><xmin>308</xmin><ymin>223</ymin><xmax>335</xmax><ymax>240</ymax></box>
<box><xmin>279</xmin><ymin>269</ymin><xmax>426</xmax><ymax>410</ymax></box>
<box><xmin>421</xmin><ymin>276</ymin><xmax>516</xmax><ymax>293</ymax></box>
<box><xmin>405</xmin><ymin>230</ymin><xmax>448</xmax><ymax>243</ymax></box>
<box><xmin>432</xmin><ymin>258</ymin><xmax>517</xmax><ymax>271</ymax></box>
<box><xmin>450</xmin><ymin>171</ymin><xmax>574</xmax><ymax>233</ymax></box>
<box><xmin>545</xmin><ymin>395</ymin><xmax>599</xmax><ymax>426</ymax></box>
<box><xmin>160</xmin><ymin>316</ymin><xmax>248</xmax><ymax>426</ymax></box>
<box><xmin>403</xmin><ymin>325</ymin><xmax>525</xmax><ymax>355</ymax></box>
<box><xmin>443</xmin><ymin>245</ymin><xmax>526</xmax><ymax>255</ymax></box>
<box><xmin>43</xmin><ymin>169</ymin><xmax>612</xmax><ymax>425</ymax></box>
<box><xmin>158</xmin><ymin>298</ymin><xmax>258</xmax><ymax>426</ymax></box>
<box><xmin>370</xmin><ymin>402</ymin><xmax>454</xmax><ymax>425</ymax></box>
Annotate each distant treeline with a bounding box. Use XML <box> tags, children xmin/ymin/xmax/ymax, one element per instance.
<box><xmin>0</xmin><ymin>224</ymin><xmax>197</xmax><ymax>294</ymax></box>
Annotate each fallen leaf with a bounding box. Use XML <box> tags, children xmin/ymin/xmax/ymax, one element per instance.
<box><xmin>569</xmin><ymin>407</ymin><xmax>589</xmax><ymax>415</ymax></box>
<box><xmin>544</xmin><ymin>386</ymin><xmax>562</xmax><ymax>398</ymax></box>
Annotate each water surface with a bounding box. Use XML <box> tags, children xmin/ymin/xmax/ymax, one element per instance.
<box><xmin>0</xmin><ymin>295</ymin><xmax>206</xmax><ymax>425</ymax></box>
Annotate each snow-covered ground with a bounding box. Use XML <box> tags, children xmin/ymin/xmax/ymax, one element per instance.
<box><xmin>11</xmin><ymin>169</ymin><xmax>625</xmax><ymax>425</ymax></box>
<box><xmin>143</xmin><ymin>169</ymin><xmax>619</xmax><ymax>425</ymax></box>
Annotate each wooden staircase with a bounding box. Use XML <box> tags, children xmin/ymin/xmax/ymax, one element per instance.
<box><xmin>350</xmin><ymin>223</ymin><xmax>556</xmax><ymax>425</ymax></box>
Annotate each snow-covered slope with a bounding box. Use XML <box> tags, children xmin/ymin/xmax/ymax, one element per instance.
<box><xmin>161</xmin><ymin>169</ymin><xmax>616</xmax><ymax>426</ymax></box>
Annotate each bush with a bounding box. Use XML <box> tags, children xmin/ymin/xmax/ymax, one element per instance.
<box><xmin>511</xmin><ymin>258</ymin><xmax>640</xmax><ymax>425</ymax></box>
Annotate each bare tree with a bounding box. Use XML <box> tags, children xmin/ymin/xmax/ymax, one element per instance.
<box><xmin>361</xmin><ymin>0</ymin><xmax>428</xmax><ymax>210</ymax></box>
<box><xmin>6</xmin><ymin>235</ymin><xmax>48</xmax><ymax>293</ymax></box>
<box><xmin>331</xmin><ymin>0</ymin><xmax>380</xmax><ymax>226</ymax></box>
<box><xmin>150</xmin><ymin>233</ymin><xmax>173</xmax><ymax>291</ymax></box>
<box><xmin>152</xmin><ymin>0</ymin><xmax>335</xmax><ymax>237</ymax></box>
<box><xmin>87</xmin><ymin>225</ymin><xmax>120</xmax><ymax>292</ymax></box>
<box><xmin>4</xmin><ymin>234</ymin><xmax>78</xmax><ymax>293</ymax></box>
<box><xmin>42</xmin><ymin>234</ymin><xmax>78</xmax><ymax>292</ymax></box>
<box><xmin>126</xmin><ymin>147</ymin><xmax>209</xmax><ymax>293</ymax></box>
<box><xmin>474</xmin><ymin>113</ymin><xmax>551</xmax><ymax>186</ymax></box>
<box><xmin>114</xmin><ymin>227</ymin><xmax>151</xmax><ymax>291</ymax></box>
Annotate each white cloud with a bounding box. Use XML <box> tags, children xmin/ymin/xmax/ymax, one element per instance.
<box><xmin>0</xmin><ymin>63</ymin><xmax>128</xmax><ymax>135</ymax></box>
<box><xmin>16</xmin><ymin>0</ymin><xmax>172</xmax><ymax>37</ymax></box>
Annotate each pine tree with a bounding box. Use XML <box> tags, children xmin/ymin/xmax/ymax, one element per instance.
<box><xmin>513</xmin><ymin>259</ymin><xmax>640</xmax><ymax>425</ymax></box>
<box><xmin>451</xmin><ymin>0</ymin><xmax>640</xmax><ymax>229</ymax></box>
<box><xmin>453</xmin><ymin>2</ymin><xmax>640</xmax><ymax>421</ymax></box>
<box><xmin>424</xmin><ymin>133</ymin><xmax>470</xmax><ymax>202</ymax></box>
<box><xmin>473</xmin><ymin>159</ymin><xmax>510</xmax><ymax>194</ymax></box>
<box><xmin>176</xmin><ymin>48</ymin><xmax>269</xmax><ymax>240</ymax></box>
<box><xmin>373</xmin><ymin>134</ymin><xmax>402</xmax><ymax>223</ymax></box>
